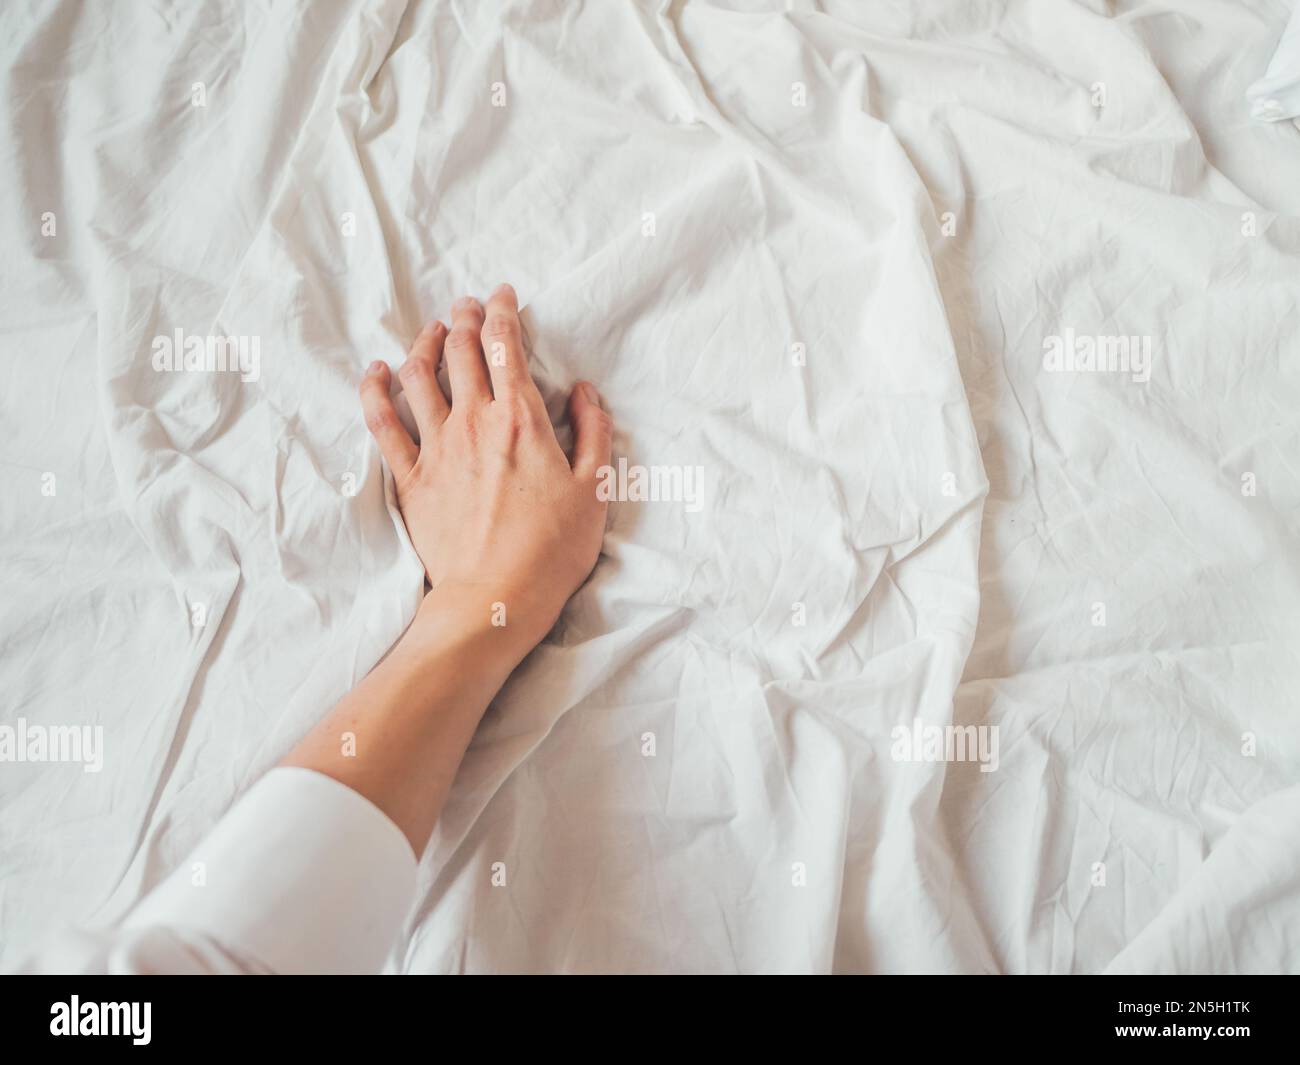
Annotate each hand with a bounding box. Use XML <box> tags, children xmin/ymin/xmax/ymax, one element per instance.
<box><xmin>359</xmin><ymin>284</ymin><xmax>613</xmax><ymax>644</ymax></box>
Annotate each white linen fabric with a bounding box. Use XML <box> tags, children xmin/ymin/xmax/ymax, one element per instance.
<box><xmin>1</xmin><ymin>0</ymin><xmax>1297</xmax><ymax>974</ymax></box>
<box><xmin>1249</xmin><ymin>0</ymin><xmax>1300</xmax><ymax>119</ymax></box>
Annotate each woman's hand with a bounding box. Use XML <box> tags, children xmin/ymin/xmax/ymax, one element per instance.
<box><xmin>358</xmin><ymin>284</ymin><xmax>612</xmax><ymax>646</ymax></box>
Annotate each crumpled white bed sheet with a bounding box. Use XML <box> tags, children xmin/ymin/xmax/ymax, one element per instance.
<box><xmin>1</xmin><ymin>0</ymin><xmax>1297</xmax><ymax>974</ymax></box>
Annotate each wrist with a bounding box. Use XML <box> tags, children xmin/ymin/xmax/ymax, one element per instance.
<box><xmin>405</xmin><ymin>581</ymin><xmax>557</xmax><ymax>670</ymax></box>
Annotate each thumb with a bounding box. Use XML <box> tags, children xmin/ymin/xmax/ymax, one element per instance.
<box><xmin>569</xmin><ymin>381</ymin><xmax>613</xmax><ymax>480</ymax></box>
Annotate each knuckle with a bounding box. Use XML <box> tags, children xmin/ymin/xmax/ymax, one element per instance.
<box><xmin>398</xmin><ymin>358</ymin><xmax>431</xmax><ymax>383</ymax></box>
<box><xmin>496</xmin><ymin>415</ymin><xmax>524</xmax><ymax>448</ymax></box>
<box><xmin>364</xmin><ymin>408</ymin><xmax>395</xmax><ymax>435</ymax></box>
<box><xmin>488</xmin><ymin>392</ymin><xmax>527</xmax><ymax>431</ymax></box>
<box><xmin>446</xmin><ymin>327</ymin><xmax>477</xmax><ymax>353</ymax></box>
<box><xmin>458</xmin><ymin>410</ymin><xmax>481</xmax><ymax>444</ymax></box>
<box><xmin>483</xmin><ymin>313</ymin><xmax>518</xmax><ymax>342</ymax></box>
<box><xmin>497</xmin><ymin>394</ymin><xmax>537</xmax><ymax>429</ymax></box>
<box><xmin>453</xmin><ymin>304</ymin><xmax>485</xmax><ymax>329</ymax></box>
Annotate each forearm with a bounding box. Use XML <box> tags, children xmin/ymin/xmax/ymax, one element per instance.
<box><xmin>280</xmin><ymin>585</ymin><xmax>547</xmax><ymax>855</ymax></box>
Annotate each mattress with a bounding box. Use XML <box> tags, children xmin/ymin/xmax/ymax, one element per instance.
<box><xmin>1</xmin><ymin>0</ymin><xmax>1297</xmax><ymax>973</ymax></box>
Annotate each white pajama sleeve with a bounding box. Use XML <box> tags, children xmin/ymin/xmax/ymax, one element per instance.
<box><xmin>17</xmin><ymin>767</ymin><xmax>419</xmax><ymax>975</ymax></box>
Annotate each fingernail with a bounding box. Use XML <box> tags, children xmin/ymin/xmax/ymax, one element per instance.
<box><xmin>491</xmin><ymin>282</ymin><xmax>516</xmax><ymax>301</ymax></box>
<box><xmin>581</xmin><ymin>382</ymin><xmax>602</xmax><ymax>408</ymax></box>
<box><xmin>452</xmin><ymin>296</ymin><xmax>480</xmax><ymax>313</ymax></box>
<box><xmin>366</xmin><ymin>360</ymin><xmax>384</xmax><ymax>376</ymax></box>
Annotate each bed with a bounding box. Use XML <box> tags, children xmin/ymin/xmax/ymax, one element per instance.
<box><xmin>2</xmin><ymin>0</ymin><xmax>1297</xmax><ymax>973</ymax></box>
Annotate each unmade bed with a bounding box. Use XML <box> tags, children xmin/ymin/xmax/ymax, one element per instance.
<box><xmin>1</xmin><ymin>0</ymin><xmax>1298</xmax><ymax>973</ymax></box>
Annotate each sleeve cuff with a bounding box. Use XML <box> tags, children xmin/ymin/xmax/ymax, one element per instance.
<box><xmin>125</xmin><ymin>767</ymin><xmax>418</xmax><ymax>974</ymax></box>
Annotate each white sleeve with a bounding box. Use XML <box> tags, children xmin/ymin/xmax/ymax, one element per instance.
<box><xmin>17</xmin><ymin>767</ymin><xmax>419</xmax><ymax>975</ymax></box>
